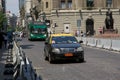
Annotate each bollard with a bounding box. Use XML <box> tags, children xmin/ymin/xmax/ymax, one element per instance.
<box><xmin>8</xmin><ymin>44</ymin><xmax>13</xmax><ymax>50</ymax></box>
<box><xmin>5</xmin><ymin>63</ymin><xmax>14</xmax><ymax>68</ymax></box>
<box><xmin>3</xmin><ymin>69</ymin><xmax>14</xmax><ymax>75</ymax></box>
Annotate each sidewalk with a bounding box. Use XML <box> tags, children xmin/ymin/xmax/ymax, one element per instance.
<box><xmin>94</xmin><ymin>33</ymin><xmax>120</xmax><ymax>39</ymax></box>
<box><xmin>0</xmin><ymin>47</ymin><xmax>8</xmax><ymax>80</ymax></box>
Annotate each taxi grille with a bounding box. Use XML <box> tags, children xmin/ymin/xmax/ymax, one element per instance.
<box><xmin>60</xmin><ymin>48</ymin><xmax>75</xmax><ymax>53</ymax></box>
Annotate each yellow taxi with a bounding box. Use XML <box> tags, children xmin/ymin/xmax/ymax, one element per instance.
<box><xmin>44</xmin><ymin>33</ymin><xmax>84</xmax><ymax>63</ymax></box>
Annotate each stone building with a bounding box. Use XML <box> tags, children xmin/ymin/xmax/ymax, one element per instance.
<box><xmin>32</xmin><ymin>0</ymin><xmax>120</xmax><ymax>35</ymax></box>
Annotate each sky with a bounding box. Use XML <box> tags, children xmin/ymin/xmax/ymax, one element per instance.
<box><xmin>6</xmin><ymin>0</ymin><xmax>19</xmax><ymax>15</ymax></box>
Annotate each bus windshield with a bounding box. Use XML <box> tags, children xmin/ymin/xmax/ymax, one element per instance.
<box><xmin>31</xmin><ymin>28</ymin><xmax>47</xmax><ymax>34</ymax></box>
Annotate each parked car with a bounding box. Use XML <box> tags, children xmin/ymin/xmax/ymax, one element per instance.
<box><xmin>44</xmin><ymin>33</ymin><xmax>84</xmax><ymax>63</ymax></box>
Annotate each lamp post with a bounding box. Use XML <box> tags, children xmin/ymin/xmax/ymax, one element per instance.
<box><xmin>40</xmin><ymin>12</ymin><xmax>46</xmax><ymax>22</ymax></box>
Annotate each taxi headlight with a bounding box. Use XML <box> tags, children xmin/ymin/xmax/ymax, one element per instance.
<box><xmin>77</xmin><ymin>47</ymin><xmax>83</xmax><ymax>51</ymax></box>
<box><xmin>52</xmin><ymin>48</ymin><xmax>60</xmax><ymax>54</ymax></box>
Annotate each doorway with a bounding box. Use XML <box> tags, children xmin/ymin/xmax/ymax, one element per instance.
<box><xmin>64</xmin><ymin>23</ymin><xmax>70</xmax><ymax>33</ymax></box>
<box><xmin>86</xmin><ymin>18</ymin><xmax>94</xmax><ymax>36</ymax></box>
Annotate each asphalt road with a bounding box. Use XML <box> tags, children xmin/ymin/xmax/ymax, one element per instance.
<box><xmin>18</xmin><ymin>38</ymin><xmax>120</xmax><ymax>80</ymax></box>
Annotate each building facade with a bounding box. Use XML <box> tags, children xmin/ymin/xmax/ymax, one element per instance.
<box><xmin>31</xmin><ymin>0</ymin><xmax>120</xmax><ymax>35</ymax></box>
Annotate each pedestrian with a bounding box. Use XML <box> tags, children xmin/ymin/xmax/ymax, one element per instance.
<box><xmin>75</xmin><ymin>30</ymin><xmax>77</xmax><ymax>36</ymax></box>
<box><xmin>19</xmin><ymin>31</ymin><xmax>23</xmax><ymax>40</ymax></box>
<box><xmin>7</xmin><ymin>32</ymin><xmax>13</xmax><ymax>43</ymax></box>
<box><xmin>3</xmin><ymin>33</ymin><xmax>8</xmax><ymax>48</ymax></box>
<box><xmin>87</xmin><ymin>31</ymin><xmax>90</xmax><ymax>36</ymax></box>
<box><xmin>0</xmin><ymin>32</ymin><xmax>4</xmax><ymax>49</ymax></box>
<box><xmin>80</xmin><ymin>31</ymin><xmax>84</xmax><ymax>37</ymax></box>
<box><xmin>98</xmin><ymin>27</ymin><xmax>103</xmax><ymax>34</ymax></box>
<box><xmin>61</xmin><ymin>30</ymin><xmax>64</xmax><ymax>33</ymax></box>
<box><xmin>77</xmin><ymin>30</ymin><xmax>80</xmax><ymax>37</ymax></box>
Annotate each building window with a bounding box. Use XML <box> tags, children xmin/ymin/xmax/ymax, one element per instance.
<box><xmin>61</xmin><ymin>0</ymin><xmax>66</xmax><ymax>9</ymax></box>
<box><xmin>60</xmin><ymin>0</ymin><xmax>72</xmax><ymax>9</ymax></box>
<box><xmin>86</xmin><ymin>0</ymin><xmax>94</xmax><ymax>8</ymax></box>
<box><xmin>68</xmin><ymin>0</ymin><xmax>72</xmax><ymax>9</ymax></box>
<box><xmin>46</xmin><ymin>2</ymin><xmax>48</xmax><ymax>8</ymax></box>
<box><xmin>106</xmin><ymin>0</ymin><xmax>112</xmax><ymax>8</ymax></box>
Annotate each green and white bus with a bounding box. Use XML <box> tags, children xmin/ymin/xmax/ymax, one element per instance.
<box><xmin>27</xmin><ymin>21</ymin><xmax>48</xmax><ymax>40</ymax></box>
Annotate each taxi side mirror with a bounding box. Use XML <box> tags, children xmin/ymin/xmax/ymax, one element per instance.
<box><xmin>79</xmin><ymin>40</ymin><xmax>83</xmax><ymax>43</ymax></box>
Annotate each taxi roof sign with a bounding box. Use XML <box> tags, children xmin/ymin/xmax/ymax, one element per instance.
<box><xmin>50</xmin><ymin>33</ymin><xmax>73</xmax><ymax>37</ymax></box>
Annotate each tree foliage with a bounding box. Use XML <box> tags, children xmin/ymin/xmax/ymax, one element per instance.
<box><xmin>0</xmin><ymin>11</ymin><xmax>7</xmax><ymax>29</ymax></box>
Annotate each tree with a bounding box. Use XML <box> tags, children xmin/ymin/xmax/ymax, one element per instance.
<box><xmin>0</xmin><ymin>11</ymin><xmax>6</xmax><ymax>30</ymax></box>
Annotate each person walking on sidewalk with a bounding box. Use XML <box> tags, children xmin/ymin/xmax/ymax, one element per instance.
<box><xmin>3</xmin><ymin>33</ymin><xmax>8</xmax><ymax>48</ymax></box>
<box><xmin>0</xmin><ymin>32</ymin><xmax>4</xmax><ymax>49</ymax></box>
<box><xmin>20</xmin><ymin>31</ymin><xmax>23</xmax><ymax>40</ymax></box>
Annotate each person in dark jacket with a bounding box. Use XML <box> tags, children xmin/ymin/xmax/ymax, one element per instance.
<box><xmin>0</xmin><ymin>32</ymin><xmax>4</xmax><ymax>49</ymax></box>
<box><xmin>3</xmin><ymin>33</ymin><xmax>8</xmax><ymax>48</ymax></box>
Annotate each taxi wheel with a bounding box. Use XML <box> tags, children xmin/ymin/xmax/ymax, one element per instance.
<box><xmin>44</xmin><ymin>51</ymin><xmax>48</xmax><ymax>60</ymax></box>
<box><xmin>80</xmin><ymin>58</ymin><xmax>84</xmax><ymax>62</ymax></box>
<box><xmin>48</xmin><ymin>54</ymin><xmax>54</xmax><ymax>63</ymax></box>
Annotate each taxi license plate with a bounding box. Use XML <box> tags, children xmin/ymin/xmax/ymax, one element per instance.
<box><xmin>64</xmin><ymin>53</ymin><xmax>73</xmax><ymax>57</ymax></box>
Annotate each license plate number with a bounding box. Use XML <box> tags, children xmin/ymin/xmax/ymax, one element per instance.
<box><xmin>64</xmin><ymin>53</ymin><xmax>73</xmax><ymax>57</ymax></box>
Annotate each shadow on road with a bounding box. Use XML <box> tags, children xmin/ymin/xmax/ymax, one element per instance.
<box><xmin>20</xmin><ymin>44</ymin><xmax>35</xmax><ymax>49</ymax></box>
<box><xmin>50</xmin><ymin>59</ymin><xmax>86</xmax><ymax>64</ymax></box>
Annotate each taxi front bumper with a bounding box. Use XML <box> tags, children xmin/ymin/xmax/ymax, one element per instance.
<box><xmin>51</xmin><ymin>51</ymin><xmax>84</xmax><ymax>60</ymax></box>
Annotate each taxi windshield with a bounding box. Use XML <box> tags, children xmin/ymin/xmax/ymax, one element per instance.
<box><xmin>52</xmin><ymin>36</ymin><xmax>78</xmax><ymax>44</ymax></box>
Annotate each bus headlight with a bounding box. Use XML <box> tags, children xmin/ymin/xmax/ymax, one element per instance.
<box><xmin>30</xmin><ymin>34</ymin><xmax>34</xmax><ymax>36</ymax></box>
<box><xmin>44</xmin><ymin>34</ymin><xmax>47</xmax><ymax>36</ymax></box>
<box><xmin>52</xmin><ymin>48</ymin><xmax>60</xmax><ymax>54</ymax></box>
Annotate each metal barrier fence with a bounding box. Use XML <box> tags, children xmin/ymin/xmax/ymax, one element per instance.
<box><xmin>77</xmin><ymin>37</ymin><xmax>120</xmax><ymax>52</ymax></box>
<box><xmin>3</xmin><ymin>41</ymin><xmax>41</xmax><ymax>80</ymax></box>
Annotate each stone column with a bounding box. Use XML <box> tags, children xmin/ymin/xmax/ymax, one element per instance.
<box><xmin>72</xmin><ymin>0</ymin><xmax>76</xmax><ymax>9</ymax></box>
<box><xmin>83</xmin><ymin>0</ymin><xmax>86</xmax><ymax>8</ymax></box>
<box><xmin>52</xmin><ymin>0</ymin><xmax>60</xmax><ymax>9</ymax></box>
<box><xmin>94</xmin><ymin>0</ymin><xmax>104</xmax><ymax>8</ymax></box>
<box><xmin>74</xmin><ymin>0</ymin><xmax>86</xmax><ymax>9</ymax></box>
<box><xmin>65</xmin><ymin>0</ymin><xmax>67</xmax><ymax>8</ymax></box>
<box><xmin>113</xmin><ymin>0</ymin><xmax>120</xmax><ymax>8</ymax></box>
<box><xmin>101</xmin><ymin>0</ymin><xmax>106</xmax><ymax>8</ymax></box>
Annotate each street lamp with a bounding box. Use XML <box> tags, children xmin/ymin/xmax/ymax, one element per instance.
<box><xmin>56</xmin><ymin>9</ymin><xmax>59</xmax><ymax>17</ymax></box>
<box><xmin>40</xmin><ymin>12</ymin><xmax>46</xmax><ymax>22</ymax></box>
